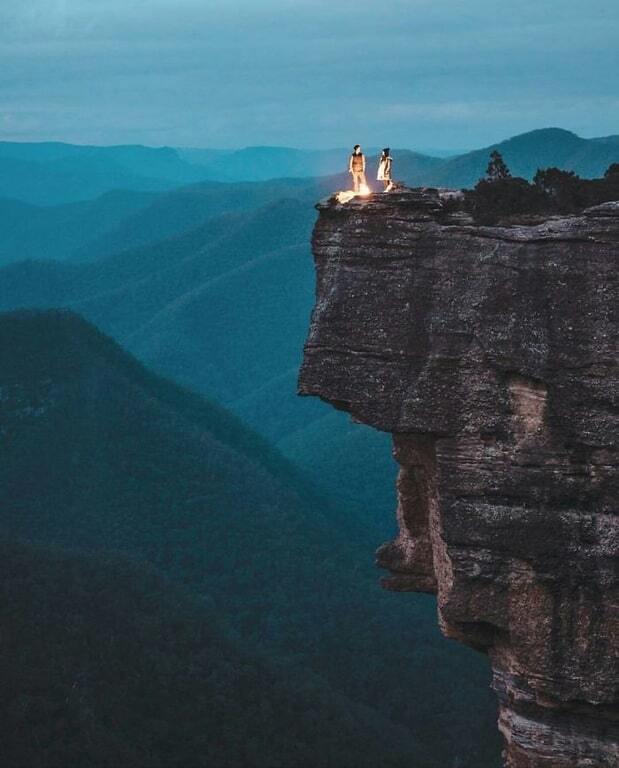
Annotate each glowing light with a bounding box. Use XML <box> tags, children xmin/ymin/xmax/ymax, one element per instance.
<box><xmin>336</xmin><ymin>191</ymin><xmax>356</xmax><ymax>203</ymax></box>
<box><xmin>335</xmin><ymin>186</ymin><xmax>373</xmax><ymax>203</ymax></box>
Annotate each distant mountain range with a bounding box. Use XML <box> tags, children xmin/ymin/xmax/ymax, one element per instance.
<box><xmin>394</xmin><ymin>128</ymin><xmax>619</xmax><ymax>188</ymax></box>
<box><xmin>0</xmin><ymin>189</ymin><xmax>158</xmax><ymax>265</ymax></box>
<box><xmin>2</xmin><ymin>127</ymin><xmax>618</xmax><ymax>519</ymax></box>
<box><xmin>0</xmin><ymin>140</ymin><xmax>349</xmax><ymax>205</ymax></box>
<box><xmin>0</xmin><ymin>197</ymin><xmax>318</xmax><ymax>404</ymax></box>
<box><xmin>1</xmin><ymin>128</ymin><xmax>617</xmax><ymax>206</ymax></box>
<box><xmin>0</xmin><ymin>189</ymin><xmax>396</xmax><ymax>528</ymax></box>
<box><xmin>179</xmin><ymin>145</ymin><xmax>352</xmax><ymax>182</ymax></box>
<box><xmin>0</xmin><ymin>177</ymin><xmax>329</xmax><ymax>265</ymax></box>
<box><xmin>2</xmin><ymin>128</ymin><xmax>616</xmax><ymax>766</ymax></box>
<box><xmin>0</xmin><ymin>309</ymin><xmax>500</xmax><ymax>767</ymax></box>
<box><xmin>0</xmin><ymin>142</ymin><xmax>204</xmax><ymax>206</ymax></box>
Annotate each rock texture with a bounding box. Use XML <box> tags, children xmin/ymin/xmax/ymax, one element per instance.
<box><xmin>298</xmin><ymin>190</ymin><xmax>619</xmax><ymax>766</ymax></box>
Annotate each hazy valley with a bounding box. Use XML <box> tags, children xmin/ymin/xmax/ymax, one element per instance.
<box><xmin>2</xmin><ymin>126</ymin><xmax>617</xmax><ymax>767</ymax></box>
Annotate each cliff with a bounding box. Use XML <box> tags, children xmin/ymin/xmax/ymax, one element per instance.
<box><xmin>298</xmin><ymin>189</ymin><xmax>619</xmax><ymax>767</ymax></box>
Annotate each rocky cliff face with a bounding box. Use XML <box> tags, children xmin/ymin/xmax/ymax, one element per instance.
<box><xmin>298</xmin><ymin>190</ymin><xmax>618</xmax><ymax>767</ymax></box>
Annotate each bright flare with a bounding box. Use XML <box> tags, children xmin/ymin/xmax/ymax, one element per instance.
<box><xmin>335</xmin><ymin>186</ymin><xmax>372</xmax><ymax>204</ymax></box>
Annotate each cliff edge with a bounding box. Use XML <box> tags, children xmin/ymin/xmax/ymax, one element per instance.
<box><xmin>298</xmin><ymin>189</ymin><xmax>618</xmax><ymax>766</ymax></box>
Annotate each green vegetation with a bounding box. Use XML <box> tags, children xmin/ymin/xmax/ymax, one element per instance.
<box><xmin>2</xmin><ymin>128</ymin><xmax>617</xmax><ymax>214</ymax></box>
<box><xmin>0</xmin><ymin>193</ymin><xmax>363</xmax><ymax>514</ymax></box>
<box><xmin>7</xmin><ymin>135</ymin><xmax>606</xmax><ymax>765</ymax></box>
<box><xmin>464</xmin><ymin>157</ymin><xmax>619</xmax><ymax>224</ymax></box>
<box><xmin>485</xmin><ymin>150</ymin><xmax>511</xmax><ymax>181</ymax></box>
<box><xmin>0</xmin><ymin>191</ymin><xmax>157</xmax><ymax>267</ymax></box>
<box><xmin>0</xmin><ymin>309</ymin><xmax>501</xmax><ymax>767</ymax></box>
<box><xmin>0</xmin><ymin>539</ymin><xmax>429</xmax><ymax>768</ymax></box>
<box><xmin>0</xmin><ymin>177</ymin><xmax>330</xmax><ymax>266</ymax></box>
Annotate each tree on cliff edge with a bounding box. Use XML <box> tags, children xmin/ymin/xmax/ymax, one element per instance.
<box><xmin>485</xmin><ymin>150</ymin><xmax>511</xmax><ymax>181</ymax></box>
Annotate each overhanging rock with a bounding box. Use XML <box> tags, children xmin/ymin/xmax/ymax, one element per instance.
<box><xmin>299</xmin><ymin>189</ymin><xmax>619</xmax><ymax>767</ymax></box>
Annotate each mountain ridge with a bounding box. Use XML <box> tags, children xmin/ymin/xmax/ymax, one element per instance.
<box><xmin>0</xmin><ymin>307</ymin><xmax>501</xmax><ymax>766</ymax></box>
<box><xmin>2</xmin><ymin>128</ymin><xmax>617</xmax><ymax>208</ymax></box>
<box><xmin>0</xmin><ymin>537</ymin><xmax>429</xmax><ymax>768</ymax></box>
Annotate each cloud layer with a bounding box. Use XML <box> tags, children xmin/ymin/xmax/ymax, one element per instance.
<box><xmin>1</xmin><ymin>0</ymin><xmax>617</xmax><ymax>149</ymax></box>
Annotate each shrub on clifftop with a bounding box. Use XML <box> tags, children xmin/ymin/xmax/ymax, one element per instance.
<box><xmin>485</xmin><ymin>150</ymin><xmax>512</xmax><ymax>181</ymax></box>
<box><xmin>464</xmin><ymin>157</ymin><xmax>619</xmax><ymax>223</ymax></box>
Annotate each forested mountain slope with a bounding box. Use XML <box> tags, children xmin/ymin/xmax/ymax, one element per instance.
<box><xmin>0</xmin><ymin>309</ymin><xmax>501</xmax><ymax>767</ymax></box>
<box><xmin>0</xmin><ymin>539</ymin><xmax>425</xmax><ymax>768</ymax></box>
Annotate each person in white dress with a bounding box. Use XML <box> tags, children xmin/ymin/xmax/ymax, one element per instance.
<box><xmin>377</xmin><ymin>148</ymin><xmax>393</xmax><ymax>192</ymax></box>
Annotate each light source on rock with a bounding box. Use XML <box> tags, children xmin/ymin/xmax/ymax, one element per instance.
<box><xmin>335</xmin><ymin>185</ymin><xmax>372</xmax><ymax>204</ymax></box>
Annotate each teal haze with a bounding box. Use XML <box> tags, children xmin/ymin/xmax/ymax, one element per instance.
<box><xmin>1</xmin><ymin>2</ymin><xmax>618</xmax><ymax>763</ymax></box>
<box><xmin>1</xmin><ymin>0</ymin><xmax>618</xmax><ymax>150</ymax></box>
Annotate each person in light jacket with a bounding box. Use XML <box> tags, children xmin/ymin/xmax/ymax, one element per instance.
<box><xmin>377</xmin><ymin>148</ymin><xmax>393</xmax><ymax>191</ymax></box>
<box><xmin>348</xmin><ymin>144</ymin><xmax>367</xmax><ymax>193</ymax></box>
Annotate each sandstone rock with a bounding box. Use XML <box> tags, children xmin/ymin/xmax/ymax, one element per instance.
<box><xmin>299</xmin><ymin>189</ymin><xmax>619</xmax><ymax>766</ymax></box>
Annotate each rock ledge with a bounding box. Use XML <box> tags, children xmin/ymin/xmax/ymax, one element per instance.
<box><xmin>299</xmin><ymin>188</ymin><xmax>619</xmax><ymax>767</ymax></box>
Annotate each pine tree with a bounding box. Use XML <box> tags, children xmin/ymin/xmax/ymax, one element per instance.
<box><xmin>485</xmin><ymin>150</ymin><xmax>511</xmax><ymax>181</ymax></box>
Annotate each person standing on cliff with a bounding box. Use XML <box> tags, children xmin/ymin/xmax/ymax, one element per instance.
<box><xmin>377</xmin><ymin>148</ymin><xmax>393</xmax><ymax>191</ymax></box>
<box><xmin>348</xmin><ymin>144</ymin><xmax>367</xmax><ymax>193</ymax></box>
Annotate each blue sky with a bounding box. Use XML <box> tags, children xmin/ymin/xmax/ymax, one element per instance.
<box><xmin>1</xmin><ymin>0</ymin><xmax>617</xmax><ymax>150</ymax></box>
